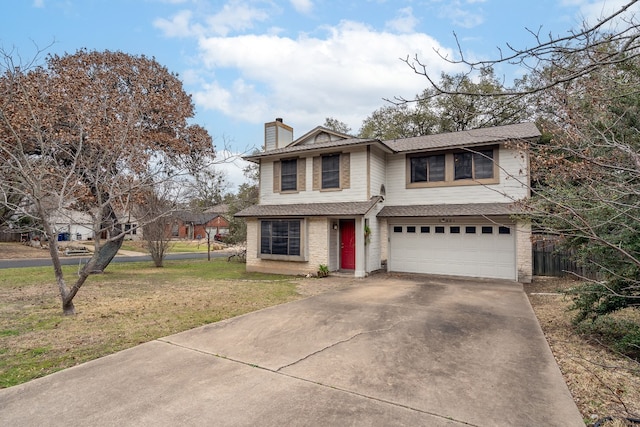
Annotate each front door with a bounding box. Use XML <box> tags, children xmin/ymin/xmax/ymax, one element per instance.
<box><xmin>340</xmin><ymin>219</ymin><xmax>356</xmax><ymax>270</ymax></box>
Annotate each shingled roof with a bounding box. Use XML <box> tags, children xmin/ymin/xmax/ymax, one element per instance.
<box><xmin>384</xmin><ymin>122</ymin><xmax>540</xmax><ymax>153</ymax></box>
<box><xmin>245</xmin><ymin>122</ymin><xmax>540</xmax><ymax>162</ymax></box>
<box><xmin>377</xmin><ymin>203</ymin><xmax>521</xmax><ymax>217</ymax></box>
<box><xmin>243</xmin><ymin>137</ymin><xmax>389</xmax><ymax>161</ymax></box>
<box><xmin>235</xmin><ymin>197</ymin><xmax>383</xmax><ymax>217</ymax></box>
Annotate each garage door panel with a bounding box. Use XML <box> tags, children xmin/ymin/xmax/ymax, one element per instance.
<box><xmin>389</xmin><ymin>221</ymin><xmax>515</xmax><ymax>280</ymax></box>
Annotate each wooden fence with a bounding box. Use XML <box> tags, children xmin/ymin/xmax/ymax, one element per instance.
<box><xmin>0</xmin><ymin>231</ymin><xmax>22</xmax><ymax>242</ymax></box>
<box><xmin>532</xmin><ymin>237</ymin><xmax>597</xmax><ymax>278</ymax></box>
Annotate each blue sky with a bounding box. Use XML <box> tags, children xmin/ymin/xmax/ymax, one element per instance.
<box><xmin>1</xmin><ymin>0</ymin><xmax>635</xmax><ymax>190</ymax></box>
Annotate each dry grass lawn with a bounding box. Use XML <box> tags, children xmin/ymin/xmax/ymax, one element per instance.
<box><xmin>2</xmin><ymin>243</ymin><xmax>639</xmax><ymax>425</ymax></box>
<box><xmin>525</xmin><ymin>277</ymin><xmax>640</xmax><ymax>426</ymax></box>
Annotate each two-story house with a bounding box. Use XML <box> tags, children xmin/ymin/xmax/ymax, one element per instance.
<box><xmin>236</xmin><ymin>118</ymin><xmax>540</xmax><ymax>283</ymax></box>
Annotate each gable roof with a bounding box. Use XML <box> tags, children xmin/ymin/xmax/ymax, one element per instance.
<box><xmin>235</xmin><ymin>197</ymin><xmax>383</xmax><ymax>217</ymax></box>
<box><xmin>244</xmin><ymin>136</ymin><xmax>392</xmax><ymax>161</ymax></box>
<box><xmin>291</xmin><ymin>126</ymin><xmax>354</xmax><ymax>147</ymax></box>
<box><xmin>246</xmin><ymin>122</ymin><xmax>540</xmax><ymax>162</ymax></box>
<box><xmin>384</xmin><ymin>122</ymin><xmax>540</xmax><ymax>153</ymax></box>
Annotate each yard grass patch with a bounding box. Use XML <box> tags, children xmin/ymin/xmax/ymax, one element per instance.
<box><xmin>525</xmin><ymin>277</ymin><xmax>640</xmax><ymax>424</ymax></box>
<box><xmin>0</xmin><ymin>258</ymin><xmax>299</xmax><ymax>388</ymax></box>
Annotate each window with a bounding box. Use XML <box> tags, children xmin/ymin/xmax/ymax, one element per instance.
<box><xmin>465</xmin><ymin>226</ymin><xmax>476</xmax><ymax>234</ymax></box>
<box><xmin>454</xmin><ymin>149</ymin><xmax>494</xmax><ymax>180</ymax></box>
<box><xmin>322</xmin><ymin>155</ymin><xmax>340</xmax><ymax>189</ymax></box>
<box><xmin>281</xmin><ymin>159</ymin><xmax>298</xmax><ymax>191</ymax></box>
<box><xmin>393</xmin><ymin>226</ymin><xmax>403</xmax><ymax>233</ymax></box>
<box><xmin>421</xmin><ymin>226</ymin><xmax>430</xmax><ymax>233</ymax></box>
<box><xmin>124</xmin><ymin>223</ymin><xmax>137</xmax><ymax>235</ymax></box>
<box><xmin>410</xmin><ymin>154</ymin><xmax>445</xmax><ymax>183</ymax></box>
<box><xmin>407</xmin><ymin>226</ymin><xmax>416</xmax><ymax>233</ymax></box>
<box><xmin>450</xmin><ymin>226</ymin><xmax>460</xmax><ymax>234</ymax></box>
<box><xmin>260</xmin><ymin>220</ymin><xmax>301</xmax><ymax>257</ymax></box>
<box><xmin>482</xmin><ymin>226</ymin><xmax>493</xmax><ymax>234</ymax></box>
<box><xmin>435</xmin><ymin>226</ymin><xmax>445</xmax><ymax>234</ymax></box>
<box><xmin>406</xmin><ymin>147</ymin><xmax>498</xmax><ymax>188</ymax></box>
<box><xmin>313</xmin><ymin>153</ymin><xmax>350</xmax><ymax>191</ymax></box>
<box><xmin>499</xmin><ymin>226</ymin><xmax>511</xmax><ymax>235</ymax></box>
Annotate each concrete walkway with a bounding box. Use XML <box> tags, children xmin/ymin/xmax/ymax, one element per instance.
<box><xmin>0</xmin><ymin>275</ymin><xmax>584</xmax><ymax>426</ymax></box>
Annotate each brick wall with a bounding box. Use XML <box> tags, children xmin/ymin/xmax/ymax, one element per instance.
<box><xmin>245</xmin><ymin>217</ymin><xmax>330</xmax><ymax>276</ymax></box>
<box><xmin>516</xmin><ymin>221</ymin><xmax>532</xmax><ymax>283</ymax></box>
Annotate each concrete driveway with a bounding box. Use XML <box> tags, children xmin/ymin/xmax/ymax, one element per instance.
<box><xmin>0</xmin><ymin>274</ymin><xmax>584</xmax><ymax>426</ymax></box>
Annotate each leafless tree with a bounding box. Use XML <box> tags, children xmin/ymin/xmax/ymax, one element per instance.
<box><xmin>0</xmin><ymin>48</ymin><xmax>214</xmax><ymax>314</ymax></box>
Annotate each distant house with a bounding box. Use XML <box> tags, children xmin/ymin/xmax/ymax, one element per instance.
<box><xmin>48</xmin><ymin>209</ymin><xmax>140</xmax><ymax>241</ymax></box>
<box><xmin>236</xmin><ymin>118</ymin><xmax>539</xmax><ymax>283</ymax></box>
<box><xmin>170</xmin><ymin>207</ymin><xmax>229</xmax><ymax>240</ymax></box>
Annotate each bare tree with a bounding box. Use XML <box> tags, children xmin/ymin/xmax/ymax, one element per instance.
<box><xmin>0</xmin><ymin>49</ymin><xmax>214</xmax><ymax>314</ymax></box>
<box><xmin>403</xmin><ymin>0</ymin><xmax>640</xmax><ymax>353</ymax></box>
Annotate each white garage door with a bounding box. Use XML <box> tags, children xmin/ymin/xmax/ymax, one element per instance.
<box><xmin>388</xmin><ymin>220</ymin><xmax>516</xmax><ymax>280</ymax></box>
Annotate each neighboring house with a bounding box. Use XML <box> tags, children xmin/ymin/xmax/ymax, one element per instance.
<box><xmin>236</xmin><ymin>118</ymin><xmax>540</xmax><ymax>283</ymax></box>
<box><xmin>170</xmin><ymin>209</ymin><xmax>230</xmax><ymax>240</ymax></box>
<box><xmin>48</xmin><ymin>209</ymin><xmax>140</xmax><ymax>241</ymax></box>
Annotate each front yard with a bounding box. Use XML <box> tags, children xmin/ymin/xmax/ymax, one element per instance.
<box><xmin>525</xmin><ymin>277</ymin><xmax>640</xmax><ymax>425</ymax></box>
<box><xmin>1</xmin><ymin>240</ymin><xmax>638</xmax><ymax>425</ymax></box>
<box><xmin>0</xmin><ymin>257</ymin><xmax>351</xmax><ymax>388</ymax></box>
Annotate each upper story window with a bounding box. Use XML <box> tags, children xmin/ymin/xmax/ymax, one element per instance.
<box><xmin>410</xmin><ymin>154</ymin><xmax>445</xmax><ymax>183</ymax></box>
<box><xmin>280</xmin><ymin>158</ymin><xmax>298</xmax><ymax>191</ymax></box>
<box><xmin>322</xmin><ymin>154</ymin><xmax>340</xmax><ymax>189</ymax></box>
<box><xmin>273</xmin><ymin>158</ymin><xmax>305</xmax><ymax>193</ymax></box>
<box><xmin>406</xmin><ymin>146</ymin><xmax>498</xmax><ymax>188</ymax></box>
<box><xmin>313</xmin><ymin>152</ymin><xmax>350</xmax><ymax>191</ymax></box>
<box><xmin>454</xmin><ymin>149</ymin><xmax>494</xmax><ymax>180</ymax></box>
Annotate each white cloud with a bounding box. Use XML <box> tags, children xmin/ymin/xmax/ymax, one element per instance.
<box><xmin>290</xmin><ymin>0</ymin><xmax>314</xmax><ymax>14</ymax></box>
<box><xmin>438</xmin><ymin>2</ymin><xmax>485</xmax><ymax>28</ymax></box>
<box><xmin>204</xmin><ymin>0</ymin><xmax>270</xmax><ymax>36</ymax></box>
<box><xmin>385</xmin><ymin>7</ymin><xmax>419</xmax><ymax>33</ymax></box>
<box><xmin>154</xmin><ymin>10</ymin><xmax>202</xmax><ymax>38</ymax></box>
<box><xmin>32</xmin><ymin>0</ymin><xmax>44</xmax><ymax>7</ymax></box>
<box><xmin>214</xmin><ymin>151</ymin><xmax>253</xmax><ymax>192</ymax></box>
<box><xmin>574</xmin><ymin>0</ymin><xmax>639</xmax><ymax>25</ymax></box>
<box><xmin>193</xmin><ymin>20</ymin><xmax>463</xmax><ymax>133</ymax></box>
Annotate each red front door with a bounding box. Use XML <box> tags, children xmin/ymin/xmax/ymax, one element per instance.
<box><xmin>340</xmin><ymin>219</ymin><xmax>356</xmax><ymax>270</ymax></box>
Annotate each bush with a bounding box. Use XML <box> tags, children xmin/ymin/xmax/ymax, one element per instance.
<box><xmin>567</xmin><ymin>279</ymin><xmax>639</xmax><ymax>323</ymax></box>
<box><xmin>575</xmin><ymin>315</ymin><xmax>640</xmax><ymax>361</ymax></box>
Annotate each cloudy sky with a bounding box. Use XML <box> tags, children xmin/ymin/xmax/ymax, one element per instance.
<box><xmin>1</xmin><ymin>0</ymin><xmax>635</xmax><ymax>190</ymax></box>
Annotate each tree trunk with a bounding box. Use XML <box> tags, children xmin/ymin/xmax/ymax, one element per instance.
<box><xmin>62</xmin><ymin>299</ymin><xmax>75</xmax><ymax>316</ymax></box>
<box><xmin>91</xmin><ymin>234</ymin><xmax>125</xmax><ymax>273</ymax></box>
<box><xmin>90</xmin><ymin>204</ymin><xmax>124</xmax><ymax>273</ymax></box>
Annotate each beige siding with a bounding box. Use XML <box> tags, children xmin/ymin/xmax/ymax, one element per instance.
<box><xmin>369</xmin><ymin>146</ymin><xmax>387</xmax><ymax>199</ymax></box>
<box><xmin>260</xmin><ymin>148</ymin><xmax>370</xmax><ymax>205</ymax></box>
<box><xmin>384</xmin><ymin>146</ymin><xmax>529</xmax><ymax>206</ymax></box>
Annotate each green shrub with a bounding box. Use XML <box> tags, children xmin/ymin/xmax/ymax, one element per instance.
<box><xmin>575</xmin><ymin>316</ymin><xmax>640</xmax><ymax>361</ymax></box>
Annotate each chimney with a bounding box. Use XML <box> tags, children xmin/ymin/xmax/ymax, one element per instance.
<box><xmin>264</xmin><ymin>118</ymin><xmax>293</xmax><ymax>150</ymax></box>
